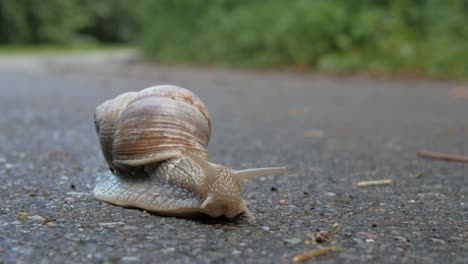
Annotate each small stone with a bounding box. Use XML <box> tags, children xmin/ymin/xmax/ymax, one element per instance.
<box><xmin>29</xmin><ymin>215</ymin><xmax>45</xmax><ymax>221</ymax></box>
<box><xmin>17</xmin><ymin>212</ymin><xmax>29</xmax><ymax>219</ymax></box>
<box><xmin>366</xmin><ymin>239</ymin><xmax>375</xmax><ymax>243</ymax></box>
<box><xmin>67</xmin><ymin>192</ymin><xmax>85</xmax><ymax>198</ymax></box>
<box><xmin>121</xmin><ymin>256</ymin><xmax>139</xmax><ymax>262</ymax></box>
<box><xmin>279</xmin><ymin>199</ymin><xmax>288</xmax><ymax>205</ymax></box>
<box><xmin>325</xmin><ymin>192</ymin><xmax>336</xmax><ymax>197</ymax></box>
<box><xmin>123</xmin><ymin>225</ymin><xmax>139</xmax><ymax>231</ymax></box>
<box><xmin>232</xmin><ymin>250</ymin><xmax>241</xmax><ymax>255</ymax></box>
<box><xmin>358</xmin><ymin>232</ymin><xmax>378</xmax><ymax>239</ymax></box>
<box><xmin>161</xmin><ymin>247</ymin><xmax>175</xmax><ymax>254</ymax></box>
<box><xmin>447</xmin><ymin>236</ymin><xmax>463</xmax><ymax>242</ymax></box>
<box><xmin>64</xmin><ymin>197</ymin><xmax>75</xmax><ymax>203</ymax></box>
<box><xmin>408</xmin><ymin>200</ymin><xmax>415</xmax><ymax>203</ymax></box>
<box><xmin>261</xmin><ymin>226</ymin><xmax>270</xmax><ymax>231</ymax></box>
<box><xmin>47</xmin><ymin>222</ymin><xmax>56</xmax><ymax>227</ymax></box>
<box><xmin>431</xmin><ymin>238</ymin><xmax>446</xmax><ymax>244</ymax></box>
<box><xmin>283</xmin><ymin>238</ymin><xmax>302</xmax><ymax>245</ymax></box>
<box><xmin>0</xmin><ymin>157</ymin><xmax>6</xmax><ymax>163</ymax></box>
<box><xmin>59</xmin><ymin>175</ymin><xmax>69</xmax><ymax>181</ymax></box>
<box><xmin>5</xmin><ymin>163</ymin><xmax>15</xmax><ymax>169</ymax></box>
<box><xmin>394</xmin><ymin>236</ymin><xmax>409</xmax><ymax>244</ymax></box>
<box><xmin>99</xmin><ymin>222</ymin><xmax>124</xmax><ymax>227</ymax></box>
<box><xmin>270</xmin><ymin>187</ymin><xmax>278</xmax><ymax>192</ymax></box>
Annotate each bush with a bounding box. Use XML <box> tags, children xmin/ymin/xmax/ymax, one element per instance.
<box><xmin>137</xmin><ymin>0</ymin><xmax>468</xmax><ymax>78</ymax></box>
<box><xmin>0</xmin><ymin>0</ymin><xmax>137</xmax><ymax>44</ymax></box>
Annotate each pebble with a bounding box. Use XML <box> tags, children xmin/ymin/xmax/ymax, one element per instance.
<box><xmin>5</xmin><ymin>163</ymin><xmax>16</xmax><ymax>169</ymax></box>
<box><xmin>121</xmin><ymin>256</ymin><xmax>139</xmax><ymax>262</ymax></box>
<box><xmin>232</xmin><ymin>250</ymin><xmax>241</xmax><ymax>255</ymax></box>
<box><xmin>67</xmin><ymin>192</ymin><xmax>85</xmax><ymax>198</ymax></box>
<box><xmin>365</xmin><ymin>239</ymin><xmax>375</xmax><ymax>243</ymax></box>
<box><xmin>17</xmin><ymin>212</ymin><xmax>29</xmax><ymax>219</ymax></box>
<box><xmin>447</xmin><ymin>236</ymin><xmax>463</xmax><ymax>242</ymax></box>
<box><xmin>358</xmin><ymin>232</ymin><xmax>378</xmax><ymax>239</ymax></box>
<box><xmin>431</xmin><ymin>238</ymin><xmax>446</xmax><ymax>244</ymax></box>
<box><xmin>161</xmin><ymin>247</ymin><xmax>175</xmax><ymax>254</ymax></box>
<box><xmin>29</xmin><ymin>215</ymin><xmax>45</xmax><ymax>221</ymax></box>
<box><xmin>325</xmin><ymin>192</ymin><xmax>336</xmax><ymax>197</ymax></box>
<box><xmin>123</xmin><ymin>225</ymin><xmax>139</xmax><ymax>231</ymax></box>
<box><xmin>394</xmin><ymin>236</ymin><xmax>408</xmax><ymax>243</ymax></box>
<box><xmin>261</xmin><ymin>226</ymin><xmax>270</xmax><ymax>231</ymax></box>
<box><xmin>279</xmin><ymin>199</ymin><xmax>288</xmax><ymax>205</ymax></box>
<box><xmin>64</xmin><ymin>197</ymin><xmax>76</xmax><ymax>203</ymax></box>
<box><xmin>417</xmin><ymin>192</ymin><xmax>447</xmax><ymax>199</ymax></box>
<box><xmin>98</xmin><ymin>222</ymin><xmax>124</xmax><ymax>227</ymax></box>
<box><xmin>11</xmin><ymin>246</ymin><xmax>32</xmax><ymax>255</ymax></box>
<box><xmin>283</xmin><ymin>238</ymin><xmax>302</xmax><ymax>245</ymax></box>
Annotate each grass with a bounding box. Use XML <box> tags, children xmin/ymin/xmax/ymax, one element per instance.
<box><xmin>0</xmin><ymin>43</ymin><xmax>133</xmax><ymax>56</ymax></box>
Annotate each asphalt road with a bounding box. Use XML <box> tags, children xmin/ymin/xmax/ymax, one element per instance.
<box><xmin>0</xmin><ymin>53</ymin><xmax>467</xmax><ymax>263</ymax></box>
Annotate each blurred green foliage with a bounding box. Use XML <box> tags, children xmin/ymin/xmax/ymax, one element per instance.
<box><xmin>1</xmin><ymin>0</ymin><xmax>467</xmax><ymax>78</ymax></box>
<box><xmin>0</xmin><ymin>0</ymin><xmax>137</xmax><ymax>44</ymax></box>
<box><xmin>138</xmin><ymin>0</ymin><xmax>468</xmax><ymax>78</ymax></box>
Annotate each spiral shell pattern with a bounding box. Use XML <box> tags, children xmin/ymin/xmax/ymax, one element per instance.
<box><xmin>94</xmin><ymin>85</ymin><xmax>211</xmax><ymax>172</ymax></box>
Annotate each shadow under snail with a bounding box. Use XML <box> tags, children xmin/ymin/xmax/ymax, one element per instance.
<box><xmin>93</xmin><ymin>85</ymin><xmax>287</xmax><ymax>222</ymax></box>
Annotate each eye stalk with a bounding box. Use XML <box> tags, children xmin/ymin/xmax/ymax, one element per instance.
<box><xmin>234</xmin><ymin>167</ymin><xmax>288</xmax><ymax>183</ymax></box>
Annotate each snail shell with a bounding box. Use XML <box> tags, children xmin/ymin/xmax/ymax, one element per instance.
<box><xmin>93</xmin><ymin>85</ymin><xmax>287</xmax><ymax>221</ymax></box>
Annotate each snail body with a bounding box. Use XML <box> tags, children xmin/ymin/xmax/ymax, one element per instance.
<box><xmin>93</xmin><ymin>85</ymin><xmax>287</xmax><ymax>221</ymax></box>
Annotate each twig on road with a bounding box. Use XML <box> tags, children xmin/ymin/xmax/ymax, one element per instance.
<box><xmin>356</xmin><ymin>179</ymin><xmax>393</xmax><ymax>187</ymax></box>
<box><xmin>293</xmin><ymin>246</ymin><xmax>343</xmax><ymax>262</ymax></box>
<box><xmin>418</xmin><ymin>150</ymin><xmax>468</xmax><ymax>163</ymax></box>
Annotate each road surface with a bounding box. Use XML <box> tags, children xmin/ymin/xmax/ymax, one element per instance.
<box><xmin>0</xmin><ymin>52</ymin><xmax>467</xmax><ymax>263</ymax></box>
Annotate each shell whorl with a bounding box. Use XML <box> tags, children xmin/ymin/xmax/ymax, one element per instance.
<box><xmin>94</xmin><ymin>85</ymin><xmax>211</xmax><ymax>172</ymax></box>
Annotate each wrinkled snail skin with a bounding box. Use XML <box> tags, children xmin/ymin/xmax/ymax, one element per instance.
<box><xmin>93</xmin><ymin>85</ymin><xmax>287</xmax><ymax>222</ymax></box>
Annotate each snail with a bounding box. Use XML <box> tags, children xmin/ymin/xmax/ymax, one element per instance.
<box><xmin>93</xmin><ymin>85</ymin><xmax>287</xmax><ymax>222</ymax></box>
